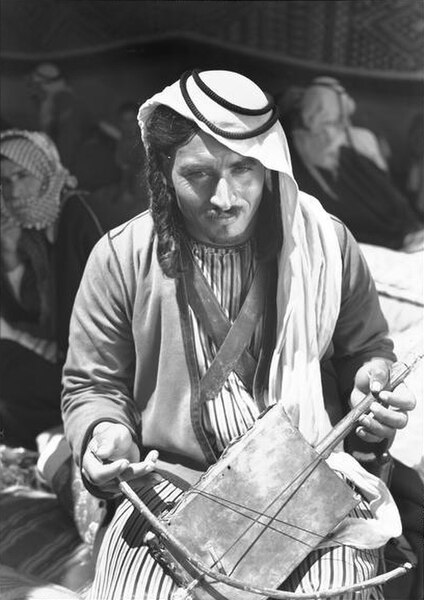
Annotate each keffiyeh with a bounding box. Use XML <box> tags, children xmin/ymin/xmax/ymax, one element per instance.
<box><xmin>0</xmin><ymin>130</ymin><xmax>76</xmax><ymax>230</ymax></box>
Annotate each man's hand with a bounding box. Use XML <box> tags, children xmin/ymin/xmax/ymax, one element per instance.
<box><xmin>82</xmin><ymin>422</ymin><xmax>159</xmax><ymax>494</ymax></box>
<box><xmin>1</xmin><ymin>219</ymin><xmax>22</xmax><ymax>271</ymax></box>
<box><xmin>350</xmin><ymin>358</ymin><xmax>416</xmax><ymax>445</ymax></box>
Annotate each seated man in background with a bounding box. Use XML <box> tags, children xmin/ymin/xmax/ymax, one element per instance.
<box><xmin>28</xmin><ymin>63</ymin><xmax>94</xmax><ymax>174</ymax></box>
<box><xmin>62</xmin><ymin>69</ymin><xmax>415</xmax><ymax>599</ymax></box>
<box><xmin>284</xmin><ymin>77</ymin><xmax>423</xmax><ymax>251</ymax></box>
<box><xmin>28</xmin><ymin>62</ymin><xmax>121</xmax><ymax>193</ymax></box>
<box><xmin>88</xmin><ymin>101</ymin><xmax>149</xmax><ymax>232</ymax></box>
<box><xmin>0</xmin><ymin>130</ymin><xmax>103</xmax><ymax>449</ymax></box>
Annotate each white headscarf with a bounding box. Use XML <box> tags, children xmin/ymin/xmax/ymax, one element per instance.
<box><xmin>293</xmin><ymin>77</ymin><xmax>388</xmax><ymax>178</ymax></box>
<box><xmin>137</xmin><ymin>71</ymin><xmax>400</xmax><ymax>548</ymax></box>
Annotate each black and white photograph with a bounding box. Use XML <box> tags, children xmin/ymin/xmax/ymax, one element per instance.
<box><xmin>0</xmin><ymin>2</ymin><xmax>423</xmax><ymax>599</ymax></box>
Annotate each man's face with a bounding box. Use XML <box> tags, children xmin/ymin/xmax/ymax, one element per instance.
<box><xmin>27</xmin><ymin>76</ymin><xmax>48</xmax><ymax>102</ymax></box>
<box><xmin>171</xmin><ymin>131</ymin><xmax>265</xmax><ymax>246</ymax></box>
<box><xmin>1</xmin><ymin>158</ymin><xmax>43</xmax><ymax>221</ymax></box>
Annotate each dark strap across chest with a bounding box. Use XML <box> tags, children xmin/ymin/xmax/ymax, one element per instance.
<box><xmin>181</xmin><ymin>242</ymin><xmax>269</xmax><ymax>403</ymax></box>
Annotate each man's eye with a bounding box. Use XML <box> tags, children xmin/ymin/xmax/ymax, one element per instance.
<box><xmin>233</xmin><ymin>165</ymin><xmax>252</xmax><ymax>174</ymax></box>
<box><xmin>187</xmin><ymin>171</ymin><xmax>209</xmax><ymax>181</ymax></box>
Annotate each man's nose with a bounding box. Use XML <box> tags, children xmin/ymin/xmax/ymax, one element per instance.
<box><xmin>210</xmin><ymin>177</ymin><xmax>233</xmax><ymax>211</ymax></box>
<box><xmin>12</xmin><ymin>182</ymin><xmax>24</xmax><ymax>198</ymax></box>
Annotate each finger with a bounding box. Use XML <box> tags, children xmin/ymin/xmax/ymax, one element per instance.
<box><xmin>84</xmin><ymin>449</ymin><xmax>130</xmax><ymax>485</ymax></box>
<box><xmin>145</xmin><ymin>449</ymin><xmax>159</xmax><ymax>463</ymax></box>
<box><xmin>80</xmin><ymin>470</ymin><xmax>119</xmax><ymax>495</ymax></box>
<box><xmin>368</xmin><ymin>362</ymin><xmax>390</xmax><ymax>395</ymax></box>
<box><xmin>350</xmin><ymin>387</ymin><xmax>365</xmax><ymax>408</ymax></box>
<box><xmin>355</xmin><ymin>426</ymin><xmax>385</xmax><ymax>444</ymax></box>
<box><xmin>89</xmin><ymin>436</ymin><xmax>117</xmax><ymax>462</ymax></box>
<box><xmin>356</xmin><ymin>413</ymin><xmax>396</xmax><ymax>440</ymax></box>
<box><xmin>367</xmin><ymin>402</ymin><xmax>409</xmax><ymax>429</ymax></box>
<box><xmin>379</xmin><ymin>386</ymin><xmax>416</xmax><ymax>411</ymax></box>
<box><xmin>120</xmin><ymin>459</ymin><xmax>157</xmax><ymax>480</ymax></box>
<box><xmin>119</xmin><ymin>450</ymin><xmax>160</xmax><ymax>482</ymax></box>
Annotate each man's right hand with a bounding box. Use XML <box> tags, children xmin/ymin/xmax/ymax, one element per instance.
<box><xmin>82</xmin><ymin>422</ymin><xmax>159</xmax><ymax>494</ymax></box>
<box><xmin>1</xmin><ymin>219</ymin><xmax>22</xmax><ymax>271</ymax></box>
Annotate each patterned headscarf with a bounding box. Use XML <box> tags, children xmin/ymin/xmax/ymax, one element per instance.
<box><xmin>0</xmin><ymin>130</ymin><xmax>76</xmax><ymax>229</ymax></box>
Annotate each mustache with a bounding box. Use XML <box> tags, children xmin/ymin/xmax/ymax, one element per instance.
<box><xmin>206</xmin><ymin>206</ymin><xmax>242</xmax><ymax>219</ymax></box>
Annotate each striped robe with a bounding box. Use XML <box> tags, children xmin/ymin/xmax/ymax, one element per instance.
<box><xmin>87</xmin><ymin>240</ymin><xmax>383</xmax><ymax>600</ymax></box>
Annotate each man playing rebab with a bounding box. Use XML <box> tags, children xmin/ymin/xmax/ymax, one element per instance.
<box><xmin>61</xmin><ymin>69</ymin><xmax>415</xmax><ymax>599</ymax></box>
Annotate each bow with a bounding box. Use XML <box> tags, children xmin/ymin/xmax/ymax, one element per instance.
<box><xmin>118</xmin><ymin>356</ymin><xmax>421</xmax><ymax>599</ymax></box>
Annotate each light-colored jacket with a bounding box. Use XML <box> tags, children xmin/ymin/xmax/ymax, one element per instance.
<box><xmin>62</xmin><ymin>211</ymin><xmax>394</xmax><ymax>492</ymax></box>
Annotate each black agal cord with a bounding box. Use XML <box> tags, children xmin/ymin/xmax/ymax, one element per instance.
<box><xmin>179</xmin><ymin>69</ymin><xmax>279</xmax><ymax>140</ymax></box>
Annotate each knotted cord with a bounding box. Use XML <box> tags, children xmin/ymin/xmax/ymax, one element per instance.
<box><xmin>179</xmin><ymin>69</ymin><xmax>280</xmax><ymax>140</ymax></box>
<box><xmin>190</xmin><ymin>69</ymin><xmax>273</xmax><ymax>116</ymax></box>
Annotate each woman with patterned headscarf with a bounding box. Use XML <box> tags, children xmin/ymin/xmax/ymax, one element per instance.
<box><xmin>0</xmin><ymin>129</ymin><xmax>103</xmax><ymax>449</ymax></box>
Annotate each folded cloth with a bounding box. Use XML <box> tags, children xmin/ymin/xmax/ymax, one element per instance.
<box><xmin>0</xmin><ymin>446</ymin><xmax>40</xmax><ymax>491</ymax></box>
<box><xmin>324</xmin><ymin>453</ymin><xmax>401</xmax><ymax>548</ymax></box>
<box><xmin>0</xmin><ymin>487</ymin><xmax>91</xmax><ymax>592</ymax></box>
<box><xmin>0</xmin><ymin>563</ymin><xmax>83</xmax><ymax>600</ymax></box>
<box><xmin>359</xmin><ymin>244</ymin><xmax>424</xmax><ymax>305</ymax></box>
<box><xmin>36</xmin><ymin>430</ymin><xmax>107</xmax><ymax>547</ymax></box>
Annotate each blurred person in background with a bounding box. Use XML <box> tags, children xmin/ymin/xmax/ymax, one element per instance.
<box><xmin>28</xmin><ymin>63</ymin><xmax>94</xmax><ymax>173</ymax></box>
<box><xmin>88</xmin><ymin>101</ymin><xmax>149</xmax><ymax>231</ymax></box>
<box><xmin>0</xmin><ymin>130</ymin><xmax>103</xmax><ymax>449</ymax></box>
<box><xmin>28</xmin><ymin>62</ymin><xmax>120</xmax><ymax>192</ymax></box>
<box><xmin>282</xmin><ymin>77</ymin><xmax>423</xmax><ymax>251</ymax></box>
<box><xmin>115</xmin><ymin>101</ymin><xmax>149</xmax><ymax>208</ymax></box>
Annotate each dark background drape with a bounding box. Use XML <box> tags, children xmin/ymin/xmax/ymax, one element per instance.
<box><xmin>1</xmin><ymin>0</ymin><xmax>423</xmax><ymax>171</ymax></box>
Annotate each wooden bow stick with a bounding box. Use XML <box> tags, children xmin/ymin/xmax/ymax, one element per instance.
<box><xmin>117</xmin><ymin>355</ymin><xmax>422</xmax><ymax>600</ymax></box>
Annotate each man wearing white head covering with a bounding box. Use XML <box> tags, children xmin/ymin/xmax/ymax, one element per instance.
<box><xmin>288</xmin><ymin>77</ymin><xmax>421</xmax><ymax>250</ymax></box>
<box><xmin>61</xmin><ymin>70</ymin><xmax>415</xmax><ymax>599</ymax></box>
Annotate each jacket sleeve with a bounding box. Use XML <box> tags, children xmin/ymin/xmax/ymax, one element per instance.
<box><xmin>61</xmin><ymin>232</ymin><xmax>138</xmax><ymax>470</ymax></box>
<box><xmin>331</xmin><ymin>218</ymin><xmax>396</xmax><ymax>401</ymax></box>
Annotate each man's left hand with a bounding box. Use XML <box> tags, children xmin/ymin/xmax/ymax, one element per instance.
<box><xmin>350</xmin><ymin>358</ymin><xmax>416</xmax><ymax>445</ymax></box>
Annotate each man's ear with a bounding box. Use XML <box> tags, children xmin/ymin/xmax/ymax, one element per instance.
<box><xmin>265</xmin><ymin>169</ymin><xmax>272</xmax><ymax>192</ymax></box>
